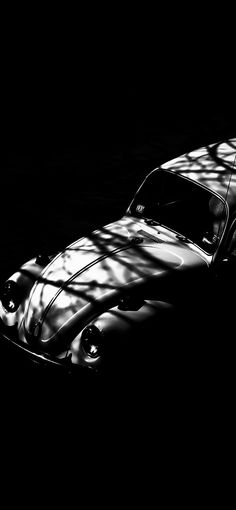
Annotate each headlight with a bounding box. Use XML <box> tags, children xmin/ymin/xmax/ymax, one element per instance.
<box><xmin>81</xmin><ymin>325</ymin><xmax>103</xmax><ymax>358</ymax></box>
<box><xmin>0</xmin><ymin>280</ymin><xmax>21</xmax><ymax>313</ymax></box>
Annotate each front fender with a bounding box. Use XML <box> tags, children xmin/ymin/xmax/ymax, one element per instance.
<box><xmin>70</xmin><ymin>299</ymin><xmax>175</xmax><ymax>369</ymax></box>
<box><xmin>0</xmin><ymin>257</ymin><xmax>46</xmax><ymax>330</ymax></box>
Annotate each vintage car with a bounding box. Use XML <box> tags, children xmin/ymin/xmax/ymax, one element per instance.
<box><xmin>1</xmin><ymin>137</ymin><xmax>236</xmax><ymax>376</ymax></box>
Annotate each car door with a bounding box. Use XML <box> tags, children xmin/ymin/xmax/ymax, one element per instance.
<box><xmin>213</xmin><ymin>217</ymin><xmax>236</xmax><ymax>313</ymax></box>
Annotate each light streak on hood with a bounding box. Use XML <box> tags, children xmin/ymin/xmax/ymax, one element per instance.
<box><xmin>23</xmin><ymin>216</ymin><xmax>207</xmax><ymax>350</ymax></box>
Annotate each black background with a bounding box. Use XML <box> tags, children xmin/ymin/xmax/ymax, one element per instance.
<box><xmin>1</xmin><ymin>30</ymin><xmax>236</xmax><ymax>390</ymax></box>
<box><xmin>1</xmin><ymin>71</ymin><xmax>235</xmax><ymax>390</ymax></box>
<box><xmin>1</xmin><ymin>64</ymin><xmax>236</xmax><ymax>279</ymax></box>
<box><xmin>1</xmin><ymin>25</ymin><xmax>235</xmax><ymax>493</ymax></box>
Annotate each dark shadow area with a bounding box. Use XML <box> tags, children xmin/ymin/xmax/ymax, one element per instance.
<box><xmin>0</xmin><ymin>79</ymin><xmax>236</xmax><ymax>411</ymax></box>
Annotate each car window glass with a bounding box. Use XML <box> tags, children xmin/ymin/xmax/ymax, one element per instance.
<box><xmin>129</xmin><ymin>170</ymin><xmax>227</xmax><ymax>254</ymax></box>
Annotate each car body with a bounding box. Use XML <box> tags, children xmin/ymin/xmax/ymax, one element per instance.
<box><xmin>1</xmin><ymin>137</ymin><xmax>236</xmax><ymax>376</ymax></box>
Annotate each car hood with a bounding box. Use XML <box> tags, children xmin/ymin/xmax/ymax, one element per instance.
<box><xmin>23</xmin><ymin>216</ymin><xmax>207</xmax><ymax>351</ymax></box>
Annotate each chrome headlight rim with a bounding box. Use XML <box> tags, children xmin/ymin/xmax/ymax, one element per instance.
<box><xmin>0</xmin><ymin>280</ymin><xmax>22</xmax><ymax>313</ymax></box>
<box><xmin>80</xmin><ymin>324</ymin><xmax>104</xmax><ymax>359</ymax></box>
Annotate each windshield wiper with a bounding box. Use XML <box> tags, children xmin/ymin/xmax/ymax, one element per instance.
<box><xmin>176</xmin><ymin>234</ymin><xmax>191</xmax><ymax>243</ymax></box>
<box><xmin>143</xmin><ymin>218</ymin><xmax>160</xmax><ymax>226</ymax></box>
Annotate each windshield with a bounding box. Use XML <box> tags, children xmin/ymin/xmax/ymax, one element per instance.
<box><xmin>128</xmin><ymin>169</ymin><xmax>227</xmax><ymax>254</ymax></box>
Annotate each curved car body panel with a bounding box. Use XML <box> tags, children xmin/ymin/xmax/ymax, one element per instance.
<box><xmin>1</xmin><ymin>137</ymin><xmax>235</xmax><ymax>373</ymax></box>
<box><xmin>22</xmin><ymin>216</ymin><xmax>207</xmax><ymax>352</ymax></box>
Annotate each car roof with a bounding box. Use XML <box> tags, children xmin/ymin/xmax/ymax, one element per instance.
<box><xmin>160</xmin><ymin>137</ymin><xmax>236</xmax><ymax>213</ymax></box>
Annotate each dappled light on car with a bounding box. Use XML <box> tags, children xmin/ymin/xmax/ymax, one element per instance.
<box><xmin>161</xmin><ymin>138</ymin><xmax>236</xmax><ymax>207</ymax></box>
<box><xmin>0</xmin><ymin>137</ymin><xmax>236</xmax><ymax>375</ymax></box>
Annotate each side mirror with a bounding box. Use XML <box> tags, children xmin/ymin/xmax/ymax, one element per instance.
<box><xmin>222</xmin><ymin>257</ymin><xmax>229</xmax><ymax>264</ymax></box>
<box><xmin>217</xmin><ymin>256</ymin><xmax>234</xmax><ymax>277</ymax></box>
<box><xmin>214</xmin><ymin>257</ymin><xmax>230</xmax><ymax>283</ymax></box>
<box><xmin>222</xmin><ymin>255</ymin><xmax>236</xmax><ymax>264</ymax></box>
